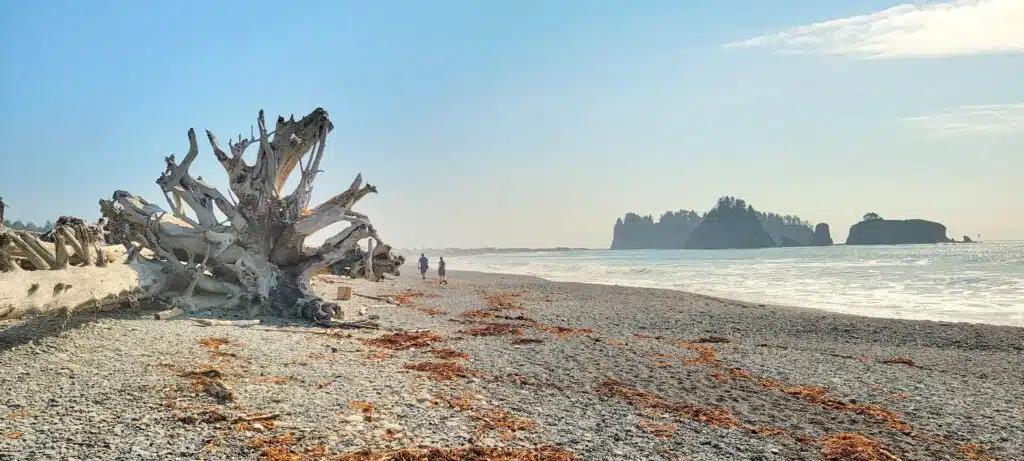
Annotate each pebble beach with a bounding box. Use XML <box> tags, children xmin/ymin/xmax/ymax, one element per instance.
<box><xmin>1</xmin><ymin>270</ymin><xmax>1022</xmax><ymax>460</ymax></box>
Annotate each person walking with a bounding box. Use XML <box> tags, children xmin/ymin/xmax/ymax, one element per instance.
<box><xmin>418</xmin><ymin>253</ymin><xmax>429</xmax><ymax>280</ymax></box>
<box><xmin>438</xmin><ymin>256</ymin><xmax>448</xmax><ymax>285</ymax></box>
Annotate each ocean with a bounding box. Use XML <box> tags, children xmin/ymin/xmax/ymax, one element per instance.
<box><xmin>441</xmin><ymin>242</ymin><xmax>1024</xmax><ymax>327</ymax></box>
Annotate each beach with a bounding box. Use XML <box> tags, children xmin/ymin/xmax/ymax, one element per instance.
<box><xmin>1</xmin><ymin>270</ymin><xmax>1022</xmax><ymax>460</ymax></box>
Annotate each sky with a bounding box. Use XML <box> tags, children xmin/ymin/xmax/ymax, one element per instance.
<box><xmin>1</xmin><ymin>0</ymin><xmax>1022</xmax><ymax>248</ymax></box>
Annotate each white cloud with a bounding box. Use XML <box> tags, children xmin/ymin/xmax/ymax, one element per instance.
<box><xmin>724</xmin><ymin>0</ymin><xmax>1024</xmax><ymax>58</ymax></box>
<box><xmin>901</xmin><ymin>104</ymin><xmax>1024</xmax><ymax>135</ymax></box>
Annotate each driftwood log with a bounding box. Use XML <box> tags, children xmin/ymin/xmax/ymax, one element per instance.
<box><xmin>328</xmin><ymin>245</ymin><xmax>405</xmax><ymax>281</ymax></box>
<box><xmin>0</xmin><ymin>260</ymin><xmax>168</xmax><ymax>321</ymax></box>
<box><xmin>0</xmin><ymin>221</ymin><xmax>109</xmax><ymax>273</ymax></box>
<box><xmin>0</xmin><ymin>108</ymin><xmax>403</xmax><ymax>325</ymax></box>
<box><xmin>99</xmin><ymin>108</ymin><xmax>402</xmax><ymax>325</ymax></box>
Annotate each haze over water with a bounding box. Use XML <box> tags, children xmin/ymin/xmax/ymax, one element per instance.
<box><xmin>447</xmin><ymin>242</ymin><xmax>1024</xmax><ymax>327</ymax></box>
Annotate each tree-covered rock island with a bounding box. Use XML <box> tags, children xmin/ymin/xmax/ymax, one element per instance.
<box><xmin>845</xmin><ymin>213</ymin><xmax>952</xmax><ymax>245</ymax></box>
<box><xmin>611</xmin><ymin>196</ymin><xmax>830</xmax><ymax>250</ymax></box>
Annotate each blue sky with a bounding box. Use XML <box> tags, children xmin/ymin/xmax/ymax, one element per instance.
<box><xmin>1</xmin><ymin>0</ymin><xmax>1022</xmax><ymax>248</ymax></box>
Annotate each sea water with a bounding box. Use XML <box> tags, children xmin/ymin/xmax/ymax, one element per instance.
<box><xmin>444</xmin><ymin>242</ymin><xmax>1024</xmax><ymax>327</ymax></box>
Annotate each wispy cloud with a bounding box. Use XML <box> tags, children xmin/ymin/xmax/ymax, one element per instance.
<box><xmin>724</xmin><ymin>0</ymin><xmax>1024</xmax><ymax>58</ymax></box>
<box><xmin>901</xmin><ymin>104</ymin><xmax>1024</xmax><ymax>136</ymax></box>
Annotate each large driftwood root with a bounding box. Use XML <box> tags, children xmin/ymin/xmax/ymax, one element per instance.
<box><xmin>96</xmin><ymin>107</ymin><xmax>403</xmax><ymax>326</ymax></box>
<box><xmin>1</xmin><ymin>108</ymin><xmax>402</xmax><ymax>325</ymax></box>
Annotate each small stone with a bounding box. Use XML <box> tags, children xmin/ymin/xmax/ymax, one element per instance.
<box><xmin>344</xmin><ymin>414</ymin><xmax>364</xmax><ymax>423</ymax></box>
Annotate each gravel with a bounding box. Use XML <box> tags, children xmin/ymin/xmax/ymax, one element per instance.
<box><xmin>1</xmin><ymin>270</ymin><xmax>1021</xmax><ymax>460</ymax></box>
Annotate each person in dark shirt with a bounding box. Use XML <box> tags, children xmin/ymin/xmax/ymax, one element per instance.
<box><xmin>418</xmin><ymin>254</ymin><xmax>429</xmax><ymax>280</ymax></box>
<box><xmin>438</xmin><ymin>257</ymin><xmax>447</xmax><ymax>285</ymax></box>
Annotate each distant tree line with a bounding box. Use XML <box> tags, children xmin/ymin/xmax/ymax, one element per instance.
<box><xmin>612</xmin><ymin>210</ymin><xmax>705</xmax><ymax>249</ymax></box>
<box><xmin>611</xmin><ymin>195</ymin><xmax>818</xmax><ymax>250</ymax></box>
<box><xmin>2</xmin><ymin>219</ymin><xmax>54</xmax><ymax>233</ymax></box>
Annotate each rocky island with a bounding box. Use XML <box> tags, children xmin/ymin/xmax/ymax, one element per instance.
<box><xmin>845</xmin><ymin>213</ymin><xmax>951</xmax><ymax>245</ymax></box>
<box><xmin>611</xmin><ymin>196</ymin><xmax>831</xmax><ymax>250</ymax></box>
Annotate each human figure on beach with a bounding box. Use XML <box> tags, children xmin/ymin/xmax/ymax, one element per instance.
<box><xmin>438</xmin><ymin>257</ymin><xmax>447</xmax><ymax>285</ymax></box>
<box><xmin>418</xmin><ymin>253</ymin><xmax>429</xmax><ymax>280</ymax></box>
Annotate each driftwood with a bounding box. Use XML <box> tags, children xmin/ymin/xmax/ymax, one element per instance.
<box><xmin>328</xmin><ymin>245</ymin><xmax>405</xmax><ymax>280</ymax></box>
<box><xmin>249</xmin><ymin>319</ymin><xmax>381</xmax><ymax>334</ymax></box>
<box><xmin>353</xmin><ymin>293</ymin><xmax>400</xmax><ymax>305</ymax></box>
<box><xmin>0</xmin><ymin>108</ymin><xmax>403</xmax><ymax>326</ymax></box>
<box><xmin>191</xmin><ymin>318</ymin><xmax>261</xmax><ymax>327</ymax></box>
<box><xmin>154</xmin><ymin>307</ymin><xmax>184</xmax><ymax>320</ymax></box>
<box><xmin>0</xmin><ymin>260</ymin><xmax>168</xmax><ymax>321</ymax></box>
<box><xmin>0</xmin><ymin>217</ymin><xmax>109</xmax><ymax>272</ymax></box>
<box><xmin>94</xmin><ymin>108</ymin><xmax>403</xmax><ymax>326</ymax></box>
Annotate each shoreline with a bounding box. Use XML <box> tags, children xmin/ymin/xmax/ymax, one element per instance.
<box><xmin>2</xmin><ymin>270</ymin><xmax>1022</xmax><ymax>460</ymax></box>
<box><xmin>445</xmin><ymin>268</ymin><xmax>1024</xmax><ymax>329</ymax></box>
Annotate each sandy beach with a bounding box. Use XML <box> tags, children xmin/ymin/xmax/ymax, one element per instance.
<box><xmin>1</xmin><ymin>270</ymin><xmax>1022</xmax><ymax>460</ymax></box>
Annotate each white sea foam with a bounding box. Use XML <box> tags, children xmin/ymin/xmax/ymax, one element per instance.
<box><xmin>441</xmin><ymin>243</ymin><xmax>1024</xmax><ymax>327</ymax></box>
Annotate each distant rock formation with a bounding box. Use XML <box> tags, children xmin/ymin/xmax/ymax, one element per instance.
<box><xmin>684</xmin><ymin>197</ymin><xmax>776</xmax><ymax>250</ymax></box>
<box><xmin>610</xmin><ymin>210</ymin><xmax>702</xmax><ymax>249</ymax></box>
<box><xmin>846</xmin><ymin>214</ymin><xmax>950</xmax><ymax>245</ymax></box>
<box><xmin>962</xmin><ymin>235</ymin><xmax>974</xmax><ymax>243</ymax></box>
<box><xmin>812</xmin><ymin>223</ymin><xmax>833</xmax><ymax>246</ymax></box>
<box><xmin>611</xmin><ymin>197</ymin><xmax>828</xmax><ymax>250</ymax></box>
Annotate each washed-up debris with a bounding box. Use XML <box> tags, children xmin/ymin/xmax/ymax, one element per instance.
<box><xmin>591</xmin><ymin>337</ymin><xmax>627</xmax><ymax>346</ymax></box>
<box><xmin>727</xmin><ymin>368</ymin><xmax>911</xmax><ymax>432</ymax></box>
<box><xmin>360</xmin><ymin>331</ymin><xmax>443</xmax><ymax>350</ymax></box>
<box><xmin>6</xmin><ymin>411</ymin><xmax>29</xmax><ymax>420</ymax></box>
<box><xmin>366</xmin><ymin>351</ymin><xmax>391</xmax><ymax>361</ymax></box>
<box><xmin>192</xmin><ymin>319</ymin><xmax>261</xmax><ymax>327</ymax></box>
<box><xmin>430</xmin><ymin>348</ymin><xmax>471</xmax><ymax>361</ymax></box>
<box><xmin>404</xmin><ymin>361</ymin><xmax>481</xmax><ymax>381</ymax></box>
<box><xmin>957</xmin><ymin>443</ymin><xmax>996</xmax><ymax>461</ymax></box>
<box><xmin>440</xmin><ymin>393</ymin><xmax>539</xmax><ymax>441</ymax></box>
<box><xmin>511</xmin><ymin>338</ymin><xmax>544</xmax><ymax>346</ymax></box>
<box><xmin>483</xmin><ymin>291</ymin><xmax>525</xmax><ymax>311</ymax></box>
<box><xmin>692</xmin><ymin>336</ymin><xmax>730</xmax><ymax>344</ymax></box>
<box><xmin>178</xmin><ymin>366</ymin><xmax>234</xmax><ymax>402</ymax></box>
<box><xmin>596</xmin><ymin>380</ymin><xmax>786</xmax><ymax>436</ymax></box>
<box><xmin>461</xmin><ymin>310</ymin><xmax>496</xmax><ymax>319</ymax></box>
<box><xmin>821</xmin><ymin>433</ymin><xmax>900</xmax><ymax>461</ymax></box>
<box><xmin>638</xmin><ymin>421</ymin><xmax>678</xmax><ymax>440</ymax></box>
<box><xmin>336</xmin><ymin>446</ymin><xmax>578</xmax><ymax>460</ymax></box>
<box><xmin>680</xmin><ymin>343</ymin><xmax>719</xmax><ymax>366</ymax></box>
<box><xmin>350</xmin><ymin>401</ymin><xmax>375</xmax><ymax>421</ymax></box>
<box><xmin>366</xmin><ymin>290</ymin><xmax>436</xmax><ymax>305</ymax></box>
<box><xmin>460</xmin><ymin>323</ymin><xmax>522</xmax><ymax>337</ymax></box>
<box><xmin>199</xmin><ymin>337</ymin><xmax>234</xmax><ymax>350</ymax></box>
<box><xmin>880</xmin><ymin>357</ymin><xmax>917</xmax><ymax>367</ymax></box>
<box><xmin>533</xmin><ymin>324</ymin><xmax>593</xmax><ymax>338</ymax></box>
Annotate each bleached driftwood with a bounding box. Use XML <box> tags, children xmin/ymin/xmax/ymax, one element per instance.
<box><xmin>0</xmin><ymin>219</ymin><xmax>112</xmax><ymax>272</ymax></box>
<box><xmin>96</xmin><ymin>108</ymin><xmax>403</xmax><ymax>326</ymax></box>
<box><xmin>191</xmin><ymin>318</ymin><xmax>261</xmax><ymax>327</ymax></box>
<box><xmin>154</xmin><ymin>307</ymin><xmax>184</xmax><ymax>320</ymax></box>
<box><xmin>0</xmin><ymin>108</ymin><xmax>403</xmax><ymax>327</ymax></box>
<box><xmin>0</xmin><ymin>260</ymin><xmax>168</xmax><ymax>321</ymax></box>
